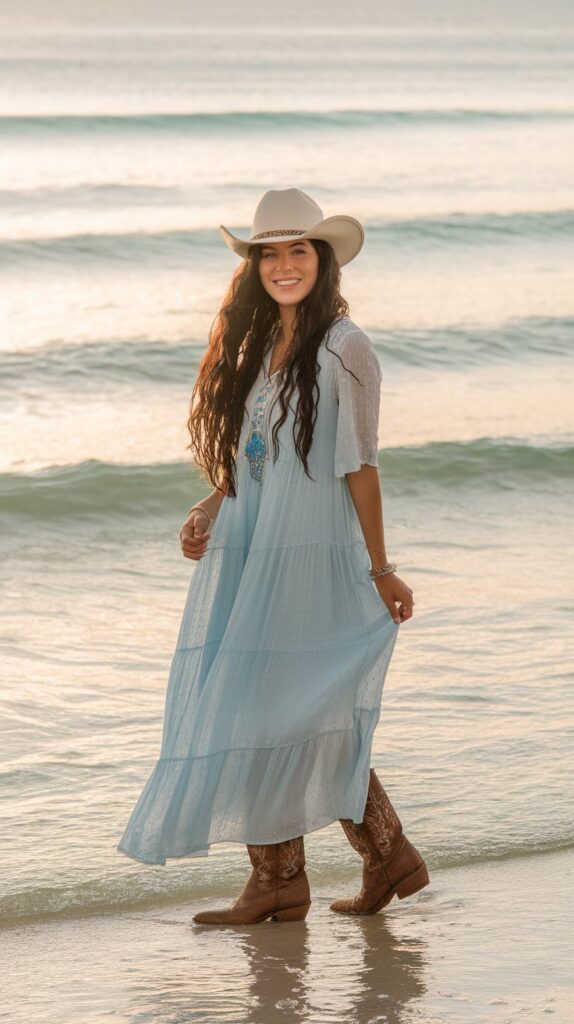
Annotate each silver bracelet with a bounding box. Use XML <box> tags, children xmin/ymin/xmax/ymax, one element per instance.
<box><xmin>186</xmin><ymin>504</ymin><xmax>213</xmax><ymax>526</ymax></box>
<box><xmin>368</xmin><ymin>561</ymin><xmax>397</xmax><ymax>579</ymax></box>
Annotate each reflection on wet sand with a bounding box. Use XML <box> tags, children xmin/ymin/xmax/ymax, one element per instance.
<box><xmin>184</xmin><ymin>895</ymin><xmax>427</xmax><ymax>1023</ymax></box>
<box><xmin>240</xmin><ymin>901</ymin><xmax>426</xmax><ymax>1023</ymax></box>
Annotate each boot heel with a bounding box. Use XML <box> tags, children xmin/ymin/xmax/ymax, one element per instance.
<box><xmin>395</xmin><ymin>861</ymin><xmax>429</xmax><ymax>899</ymax></box>
<box><xmin>272</xmin><ymin>902</ymin><xmax>311</xmax><ymax>922</ymax></box>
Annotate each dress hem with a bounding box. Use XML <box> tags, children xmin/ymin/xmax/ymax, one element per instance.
<box><xmin>115</xmin><ymin>804</ymin><xmax>369</xmax><ymax>866</ymax></box>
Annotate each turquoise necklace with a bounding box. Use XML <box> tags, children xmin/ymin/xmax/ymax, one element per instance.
<box><xmin>244</xmin><ymin>327</ymin><xmax>282</xmax><ymax>484</ymax></box>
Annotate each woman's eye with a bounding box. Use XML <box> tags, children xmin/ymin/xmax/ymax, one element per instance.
<box><xmin>262</xmin><ymin>248</ymin><xmax>306</xmax><ymax>258</ymax></box>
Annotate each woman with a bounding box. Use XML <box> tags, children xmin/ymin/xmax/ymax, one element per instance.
<box><xmin>116</xmin><ymin>187</ymin><xmax>429</xmax><ymax>925</ymax></box>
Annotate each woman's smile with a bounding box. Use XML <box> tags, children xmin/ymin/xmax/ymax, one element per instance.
<box><xmin>273</xmin><ymin>277</ymin><xmax>302</xmax><ymax>289</ymax></box>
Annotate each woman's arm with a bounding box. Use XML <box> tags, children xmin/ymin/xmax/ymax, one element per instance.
<box><xmin>344</xmin><ymin>465</ymin><xmax>414</xmax><ymax>624</ymax></box>
<box><xmin>179</xmin><ymin>485</ymin><xmax>227</xmax><ymax>561</ymax></box>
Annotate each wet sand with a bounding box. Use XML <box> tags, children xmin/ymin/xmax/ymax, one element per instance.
<box><xmin>3</xmin><ymin>848</ymin><xmax>571</xmax><ymax>1024</ymax></box>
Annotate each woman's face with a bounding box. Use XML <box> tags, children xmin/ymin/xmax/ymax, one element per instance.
<box><xmin>257</xmin><ymin>239</ymin><xmax>319</xmax><ymax>306</ymax></box>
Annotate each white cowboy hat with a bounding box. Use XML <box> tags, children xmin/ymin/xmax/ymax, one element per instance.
<box><xmin>218</xmin><ymin>187</ymin><xmax>364</xmax><ymax>267</ymax></box>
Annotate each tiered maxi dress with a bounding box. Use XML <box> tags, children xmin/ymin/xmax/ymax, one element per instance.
<box><xmin>117</xmin><ymin>315</ymin><xmax>399</xmax><ymax>864</ymax></box>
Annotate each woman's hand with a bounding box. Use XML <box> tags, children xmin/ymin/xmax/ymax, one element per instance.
<box><xmin>179</xmin><ymin>510</ymin><xmax>211</xmax><ymax>561</ymax></box>
<box><xmin>373</xmin><ymin>572</ymin><xmax>414</xmax><ymax>624</ymax></box>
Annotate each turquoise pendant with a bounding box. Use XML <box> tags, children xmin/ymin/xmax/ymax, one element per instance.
<box><xmin>244</xmin><ymin>376</ymin><xmax>276</xmax><ymax>483</ymax></box>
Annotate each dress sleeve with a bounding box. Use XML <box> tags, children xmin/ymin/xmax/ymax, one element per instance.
<box><xmin>333</xmin><ymin>330</ymin><xmax>382</xmax><ymax>478</ymax></box>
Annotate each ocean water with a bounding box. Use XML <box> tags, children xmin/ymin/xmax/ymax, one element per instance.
<box><xmin>1</xmin><ymin>17</ymin><xmax>574</xmax><ymax>943</ymax></box>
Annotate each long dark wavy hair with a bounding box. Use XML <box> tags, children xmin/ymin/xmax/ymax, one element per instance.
<box><xmin>186</xmin><ymin>238</ymin><xmax>350</xmax><ymax>498</ymax></box>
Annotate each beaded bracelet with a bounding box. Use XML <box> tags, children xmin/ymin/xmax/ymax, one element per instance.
<box><xmin>368</xmin><ymin>561</ymin><xmax>397</xmax><ymax>579</ymax></box>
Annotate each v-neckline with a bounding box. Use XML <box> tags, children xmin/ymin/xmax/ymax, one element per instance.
<box><xmin>263</xmin><ymin>319</ymin><xmax>293</xmax><ymax>381</ymax></box>
<box><xmin>263</xmin><ymin>338</ymin><xmax>283</xmax><ymax>381</ymax></box>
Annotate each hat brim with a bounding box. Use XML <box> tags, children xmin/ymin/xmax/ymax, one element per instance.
<box><xmin>218</xmin><ymin>215</ymin><xmax>364</xmax><ymax>267</ymax></box>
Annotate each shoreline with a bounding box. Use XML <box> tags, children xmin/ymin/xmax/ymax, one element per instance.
<box><xmin>2</xmin><ymin>840</ymin><xmax>570</xmax><ymax>932</ymax></box>
<box><xmin>4</xmin><ymin>847</ymin><xmax>571</xmax><ymax>1023</ymax></box>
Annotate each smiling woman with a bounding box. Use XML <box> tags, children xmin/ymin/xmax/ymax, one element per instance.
<box><xmin>116</xmin><ymin>187</ymin><xmax>426</xmax><ymax>927</ymax></box>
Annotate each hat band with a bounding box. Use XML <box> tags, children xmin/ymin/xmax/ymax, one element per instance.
<box><xmin>250</xmin><ymin>228</ymin><xmax>308</xmax><ymax>240</ymax></box>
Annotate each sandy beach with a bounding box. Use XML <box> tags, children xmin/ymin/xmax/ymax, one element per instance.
<box><xmin>3</xmin><ymin>848</ymin><xmax>571</xmax><ymax>1023</ymax></box>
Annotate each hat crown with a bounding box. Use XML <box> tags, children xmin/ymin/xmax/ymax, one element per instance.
<box><xmin>218</xmin><ymin>185</ymin><xmax>364</xmax><ymax>266</ymax></box>
<box><xmin>250</xmin><ymin>188</ymin><xmax>324</xmax><ymax>240</ymax></box>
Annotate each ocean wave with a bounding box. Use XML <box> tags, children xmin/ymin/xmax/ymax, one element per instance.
<box><xmin>0</xmin><ymin>182</ymin><xmax>184</xmax><ymax>209</ymax></box>
<box><xmin>0</xmin><ymin>460</ymin><xmax>197</xmax><ymax>522</ymax></box>
<box><xmin>3</xmin><ymin>210</ymin><xmax>571</xmax><ymax>269</ymax></box>
<box><xmin>1</xmin><ymin>440</ymin><xmax>571</xmax><ymax>525</ymax></box>
<box><xmin>1</xmin><ymin>316</ymin><xmax>571</xmax><ymax>390</ymax></box>
<box><xmin>0</xmin><ymin>338</ymin><xmax>203</xmax><ymax>386</ymax></box>
<box><xmin>1</xmin><ymin>108</ymin><xmax>573</xmax><ymax>137</ymax></box>
<box><xmin>378</xmin><ymin>438</ymin><xmax>574</xmax><ymax>486</ymax></box>
<box><xmin>372</xmin><ymin>316</ymin><xmax>574</xmax><ymax>368</ymax></box>
<box><xmin>369</xmin><ymin>209</ymin><xmax>574</xmax><ymax>243</ymax></box>
<box><xmin>0</xmin><ymin>228</ymin><xmax>211</xmax><ymax>268</ymax></box>
<box><xmin>1</xmin><ymin>837</ymin><xmax>572</xmax><ymax>928</ymax></box>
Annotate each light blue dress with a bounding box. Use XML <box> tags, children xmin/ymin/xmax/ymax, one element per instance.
<box><xmin>117</xmin><ymin>316</ymin><xmax>399</xmax><ymax>864</ymax></box>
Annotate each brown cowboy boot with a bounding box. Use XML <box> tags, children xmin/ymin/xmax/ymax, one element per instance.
<box><xmin>330</xmin><ymin>769</ymin><xmax>429</xmax><ymax>915</ymax></box>
<box><xmin>193</xmin><ymin>836</ymin><xmax>311</xmax><ymax>925</ymax></box>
